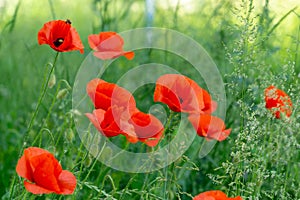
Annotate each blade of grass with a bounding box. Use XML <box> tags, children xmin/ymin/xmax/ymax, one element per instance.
<box><xmin>266</xmin><ymin>6</ymin><xmax>298</xmax><ymax>37</ymax></box>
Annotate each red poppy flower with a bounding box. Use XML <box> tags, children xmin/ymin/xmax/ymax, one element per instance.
<box><xmin>154</xmin><ymin>74</ymin><xmax>216</xmax><ymax>114</ymax></box>
<box><xmin>188</xmin><ymin>114</ymin><xmax>231</xmax><ymax>141</ymax></box>
<box><xmin>130</xmin><ymin>111</ymin><xmax>164</xmax><ymax>147</ymax></box>
<box><xmin>86</xmin><ymin>107</ymin><xmax>164</xmax><ymax>147</ymax></box>
<box><xmin>264</xmin><ymin>85</ymin><xmax>292</xmax><ymax>119</ymax></box>
<box><xmin>193</xmin><ymin>190</ymin><xmax>243</xmax><ymax>200</ymax></box>
<box><xmin>86</xmin><ymin>106</ymin><xmax>136</xmax><ymax>139</ymax></box>
<box><xmin>38</xmin><ymin>19</ymin><xmax>84</xmax><ymax>53</ymax></box>
<box><xmin>16</xmin><ymin>147</ymin><xmax>76</xmax><ymax>195</ymax></box>
<box><xmin>88</xmin><ymin>32</ymin><xmax>134</xmax><ymax>60</ymax></box>
<box><xmin>86</xmin><ymin>78</ymin><xmax>137</xmax><ymax>113</ymax></box>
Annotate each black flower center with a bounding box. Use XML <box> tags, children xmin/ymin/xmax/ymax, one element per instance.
<box><xmin>53</xmin><ymin>38</ymin><xmax>64</xmax><ymax>47</ymax></box>
<box><xmin>179</xmin><ymin>97</ymin><xmax>183</xmax><ymax>104</ymax></box>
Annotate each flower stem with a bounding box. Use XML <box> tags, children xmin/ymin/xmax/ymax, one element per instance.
<box><xmin>163</xmin><ymin>111</ymin><xmax>175</xmax><ymax>200</ymax></box>
<box><xmin>9</xmin><ymin>51</ymin><xmax>59</xmax><ymax>199</ymax></box>
<box><xmin>23</xmin><ymin>51</ymin><xmax>59</xmax><ymax>149</ymax></box>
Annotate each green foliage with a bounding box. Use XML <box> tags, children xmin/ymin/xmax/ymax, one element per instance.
<box><xmin>0</xmin><ymin>0</ymin><xmax>299</xmax><ymax>199</ymax></box>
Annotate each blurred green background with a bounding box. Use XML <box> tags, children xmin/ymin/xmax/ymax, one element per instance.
<box><xmin>0</xmin><ymin>0</ymin><xmax>299</xmax><ymax>199</ymax></box>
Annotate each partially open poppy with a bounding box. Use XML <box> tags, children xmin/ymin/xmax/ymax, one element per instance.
<box><xmin>16</xmin><ymin>147</ymin><xmax>76</xmax><ymax>195</ymax></box>
<box><xmin>88</xmin><ymin>32</ymin><xmax>134</xmax><ymax>60</ymax></box>
<box><xmin>130</xmin><ymin>111</ymin><xmax>164</xmax><ymax>147</ymax></box>
<box><xmin>86</xmin><ymin>106</ymin><xmax>164</xmax><ymax>147</ymax></box>
<box><xmin>86</xmin><ymin>106</ymin><xmax>136</xmax><ymax>139</ymax></box>
<box><xmin>264</xmin><ymin>85</ymin><xmax>292</xmax><ymax>119</ymax></box>
<box><xmin>154</xmin><ymin>74</ymin><xmax>216</xmax><ymax>114</ymax></box>
<box><xmin>188</xmin><ymin>114</ymin><xmax>231</xmax><ymax>141</ymax></box>
<box><xmin>193</xmin><ymin>190</ymin><xmax>242</xmax><ymax>200</ymax></box>
<box><xmin>86</xmin><ymin>78</ymin><xmax>137</xmax><ymax>113</ymax></box>
<box><xmin>38</xmin><ymin>19</ymin><xmax>84</xmax><ymax>53</ymax></box>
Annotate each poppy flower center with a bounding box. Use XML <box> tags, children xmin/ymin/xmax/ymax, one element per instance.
<box><xmin>179</xmin><ymin>97</ymin><xmax>184</xmax><ymax>104</ymax></box>
<box><xmin>53</xmin><ymin>38</ymin><xmax>64</xmax><ymax>47</ymax></box>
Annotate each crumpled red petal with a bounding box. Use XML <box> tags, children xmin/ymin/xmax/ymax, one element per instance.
<box><xmin>57</xmin><ymin>170</ymin><xmax>77</xmax><ymax>194</ymax></box>
<box><xmin>24</xmin><ymin>181</ymin><xmax>54</xmax><ymax>195</ymax></box>
<box><xmin>154</xmin><ymin>74</ymin><xmax>213</xmax><ymax>114</ymax></box>
<box><xmin>264</xmin><ymin>85</ymin><xmax>292</xmax><ymax>119</ymax></box>
<box><xmin>88</xmin><ymin>32</ymin><xmax>134</xmax><ymax>60</ymax></box>
<box><xmin>188</xmin><ymin>114</ymin><xmax>231</xmax><ymax>141</ymax></box>
<box><xmin>130</xmin><ymin>111</ymin><xmax>164</xmax><ymax>147</ymax></box>
<box><xmin>193</xmin><ymin>190</ymin><xmax>243</xmax><ymax>200</ymax></box>
<box><xmin>16</xmin><ymin>147</ymin><xmax>77</xmax><ymax>195</ymax></box>
<box><xmin>86</xmin><ymin>78</ymin><xmax>137</xmax><ymax>112</ymax></box>
<box><xmin>32</xmin><ymin>154</ymin><xmax>61</xmax><ymax>193</ymax></box>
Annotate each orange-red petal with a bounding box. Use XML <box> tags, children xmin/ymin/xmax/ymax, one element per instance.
<box><xmin>24</xmin><ymin>180</ymin><xmax>54</xmax><ymax>195</ymax></box>
<box><xmin>193</xmin><ymin>190</ymin><xmax>243</xmax><ymax>200</ymax></box>
<box><xmin>86</xmin><ymin>78</ymin><xmax>137</xmax><ymax>114</ymax></box>
<box><xmin>188</xmin><ymin>114</ymin><xmax>231</xmax><ymax>141</ymax></box>
<box><xmin>32</xmin><ymin>154</ymin><xmax>61</xmax><ymax>193</ymax></box>
<box><xmin>37</xmin><ymin>20</ymin><xmax>84</xmax><ymax>53</ymax></box>
<box><xmin>16</xmin><ymin>147</ymin><xmax>51</xmax><ymax>182</ymax></box>
<box><xmin>57</xmin><ymin>170</ymin><xmax>77</xmax><ymax>194</ymax></box>
<box><xmin>130</xmin><ymin>111</ymin><xmax>164</xmax><ymax>147</ymax></box>
<box><xmin>88</xmin><ymin>32</ymin><xmax>134</xmax><ymax>60</ymax></box>
<box><xmin>16</xmin><ymin>147</ymin><xmax>77</xmax><ymax>195</ymax></box>
<box><xmin>264</xmin><ymin>85</ymin><xmax>292</xmax><ymax>119</ymax></box>
<box><xmin>154</xmin><ymin>74</ymin><xmax>211</xmax><ymax>114</ymax></box>
<box><xmin>131</xmin><ymin>112</ymin><xmax>164</xmax><ymax>138</ymax></box>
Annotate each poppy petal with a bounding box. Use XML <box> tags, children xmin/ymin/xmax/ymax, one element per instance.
<box><xmin>139</xmin><ymin>129</ymin><xmax>164</xmax><ymax>147</ymax></box>
<box><xmin>68</xmin><ymin>27</ymin><xmax>84</xmax><ymax>54</ymax></box>
<box><xmin>16</xmin><ymin>154</ymin><xmax>33</xmax><ymax>182</ymax></box>
<box><xmin>37</xmin><ymin>20</ymin><xmax>84</xmax><ymax>53</ymax></box>
<box><xmin>24</xmin><ymin>180</ymin><xmax>54</xmax><ymax>194</ymax></box>
<box><xmin>123</xmin><ymin>51</ymin><xmax>135</xmax><ymax>60</ymax></box>
<box><xmin>130</xmin><ymin>111</ymin><xmax>164</xmax><ymax>147</ymax></box>
<box><xmin>88</xmin><ymin>32</ymin><xmax>134</xmax><ymax>60</ymax></box>
<box><xmin>154</xmin><ymin>83</ymin><xmax>180</xmax><ymax>112</ymax></box>
<box><xmin>85</xmin><ymin>112</ymin><xmax>103</xmax><ymax>132</ymax></box>
<box><xmin>265</xmin><ymin>85</ymin><xmax>292</xmax><ymax>119</ymax></box>
<box><xmin>86</xmin><ymin>78</ymin><xmax>107</xmax><ymax>109</ymax></box>
<box><xmin>86</xmin><ymin>78</ymin><xmax>137</xmax><ymax>112</ymax></box>
<box><xmin>88</xmin><ymin>34</ymin><xmax>101</xmax><ymax>50</ymax></box>
<box><xmin>93</xmin><ymin>51</ymin><xmax>125</xmax><ymax>60</ymax></box>
<box><xmin>16</xmin><ymin>147</ymin><xmax>52</xmax><ymax>181</ymax></box>
<box><xmin>32</xmin><ymin>154</ymin><xmax>61</xmax><ymax>192</ymax></box>
<box><xmin>131</xmin><ymin>112</ymin><xmax>164</xmax><ymax>139</ymax></box>
<box><xmin>154</xmin><ymin>74</ymin><xmax>207</xmax><ymax>113</ymax></box>
<box><xmin>193</xmin><ymin>190</ymin><xmax>243</xmax><ymax>200</ymax></box>
<box><xmin>57</xmin><ymin>170</ymin><xmax>77</xmax><ymax>194</ymax></box>
<box><xmin>38</xmin><ymin>22</ymin><xmax>53</xmax><ymax>45</ymax></box>
<box><xmin>188</xmin><ymin>114</ymin><xmax>231</xmax><ymax>141</ymax></box>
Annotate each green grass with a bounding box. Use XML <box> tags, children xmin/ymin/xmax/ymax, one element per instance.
<box><xmin>0</xmin><ymin>0</ymin><xmax>299</xmax><ymax>199</ymax></box>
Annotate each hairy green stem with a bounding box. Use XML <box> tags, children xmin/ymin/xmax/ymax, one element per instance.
<box><xmin>9</xmin><ymin>52</ymin><xmax>59</xmax><ymax>199</ymax></box>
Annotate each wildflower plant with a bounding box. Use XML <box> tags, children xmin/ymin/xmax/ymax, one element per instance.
<box><xmin>1</xmin><ymin>0</ymin><xmax>299</xmax><ymax>199</ymax></box>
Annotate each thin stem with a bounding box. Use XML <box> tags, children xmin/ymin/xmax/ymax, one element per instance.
<box><xmin>48</xmin><ymin>0</ymin><xmax>56</xmax><ymax>20</ymax></box>
<box><xmin>9</xmin><ymin>52</ymin><xmax>59</xmax><ymax>199</ymax></box>
<box><xmin>23</xmin><ymin>52</ymin><xmax>59</xmax><ymax>149</ymax></box>
<box><xmin>163</xmin><ymin>111</ymin><xmax>175</xmax><ymax>200</ymax></box>
<box><xmin>82</xmin><ymin>141</ymin><xmax>107</xmax><ymax>183</ymax></box>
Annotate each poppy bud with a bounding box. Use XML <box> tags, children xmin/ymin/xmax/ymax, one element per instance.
<box><xmin>56</xmin><ymin>88</ymin><xmax>69</xmax><ymax>99</ymax></box>
<box><xmin>48</xmin><ymin>73</ymin><xmax>56</xmax><ymax>88</ymax></box>
<box><xmin>65</xmin><ymin>128</ymin><xmax>75</xmax><ymax>142</ymax></box>
<box><xmin>84</xmin><ymin>154</ymin><xmax>93</xmax><ymax>167</ymax></box>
